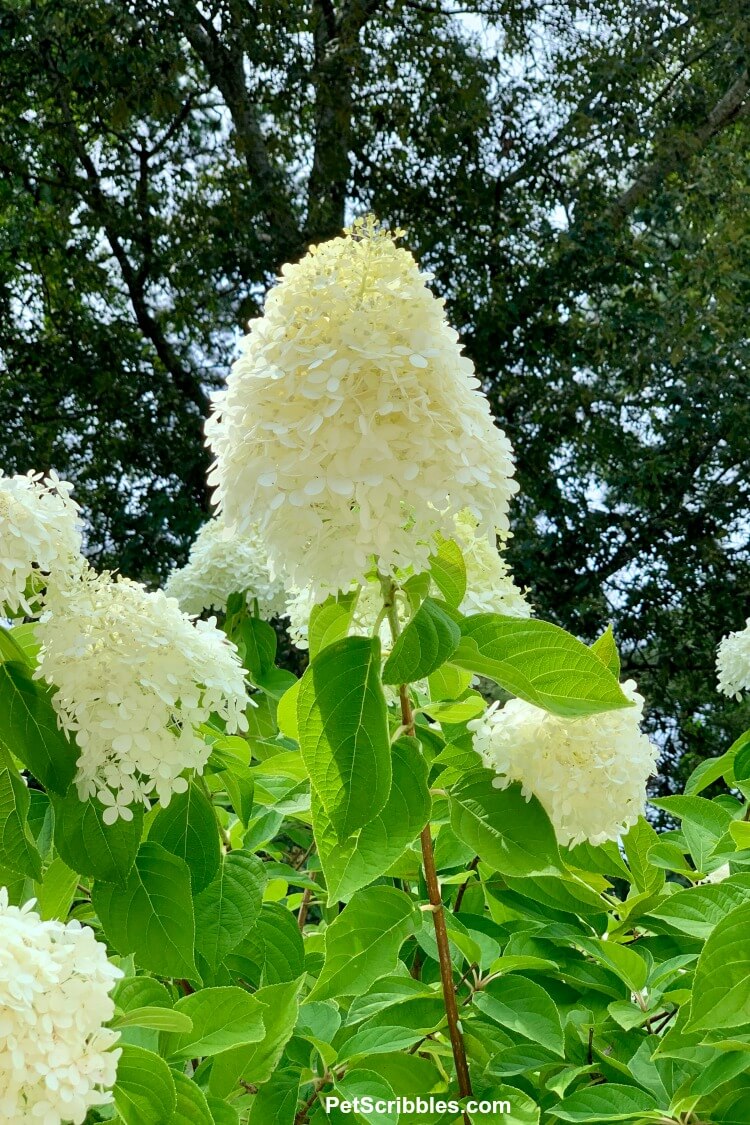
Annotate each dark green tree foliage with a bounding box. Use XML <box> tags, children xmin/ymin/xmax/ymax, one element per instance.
<box><xmin>1</xmin><ymin>0</ymin><xmax>749</xmax><ymax>783</ymax></box>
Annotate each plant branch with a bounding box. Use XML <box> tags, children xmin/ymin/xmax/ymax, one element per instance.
<box><xmin>606</xmin><ymin>69</ymin><xmax>750</xmax><ymax>226</ymax></box>
<box><xmin>453</xmin><ymin>856</ymin><xmax>479</xmax><ymax>913</ymax></box>
<box><xmin>380</xmin><ymin>576</ymin><xmax>473</xmax><ymax>1111</ymax></box>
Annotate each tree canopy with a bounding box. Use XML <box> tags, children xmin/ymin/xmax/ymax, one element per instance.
<box><xmin>2</xmin><ymin>0</ymin><xmax>749</xmax><ymax>785</ymax></box>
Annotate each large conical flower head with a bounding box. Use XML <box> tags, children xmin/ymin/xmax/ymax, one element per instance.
<box><xmin>35</xmin><ymin>562</ymin><xmax>251</xmax><ymax>820</ymax></box>
<box><xmin>206</xmin><ymin>217</ymin><xmax>519</xmax><ymax>599</ymax></box>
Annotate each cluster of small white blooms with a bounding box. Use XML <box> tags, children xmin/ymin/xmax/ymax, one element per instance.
<box><xmin>164</xmin><ymin>518</ymin><xmax>287</xmax><ymax>619</ymax></box>
<box><xmin>0</xmin><ymin>471</ymin><xmax>82</xmax><ymax>615</ymax></box>
<box><xmin>468</xmin><ymin>681</ymin><xmax>659</xmax><ymax>846</ymax></box>
<box><xmin>453</xmin><ymin>509</ymin><xmax>530</xmax><ymax>618</ymax></box>
<box><xmin>716</xmin><ymin>618</ymin><xmax>750</xmax><ymax>700</ymax></box>
<box><xmin>0</xmin><ymin>888</ymin><xmax>122</xmax><ymax>1124</ymax></box>
<box><xmin>35</xmin><ymin>563</ymin><xmax>250</xmax><ymax>821</ymax></box>
<box><xmin>206</xmin><ymin>216</ymin><xmax>518</xmax><ymax>600</ymax></box>
<box><xmin>286</xmin><ymin>514</ymin><xmax>528</xmax><ymax>654</ymax></box>
<box><xmin>285</xmin><ymin>579</ymin><xmax>394</xmax><ymax>651</ymax></box>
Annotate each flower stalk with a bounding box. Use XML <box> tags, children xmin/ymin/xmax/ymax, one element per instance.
<box><xmin>380</xmin><ymin>577</ymin><xmax>473</xmax><ymax>1108</ymax></box>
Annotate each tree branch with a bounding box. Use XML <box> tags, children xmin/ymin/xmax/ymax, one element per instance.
<box><xmin>44</xmin><ymin>59</ymin><xmax>210</xmax><ymax>418</ymax></box>
<box><xmin>305</xmin><ymin>0</ymin><xmax>386</xmax><ymax>240</ymax></box>
<box><xmin>177</xmin><ymin>2</ymin><xmax>302</xmax><ymax>262</ymax></box>
<box><xmin>606</xmin><ymin>69</ymin><xmax>750</xmax><ymax>226</ymax></box>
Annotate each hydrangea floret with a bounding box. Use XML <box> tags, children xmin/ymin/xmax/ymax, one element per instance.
<box><xmin>0</xmin><ymin>470</ymin><xmax>82</xmax><ymax>616</ymax></box>
<box><xmin>35</xmin><ymin>563</ymin><xmax>250</xmax><ymax>820</ymax></box>
<box><xmin>469</xmin><ymin>681</ymin><xmax>659</xmax><ymax>846</ymax></box>
<box><xmin>206</xmin><ymin>216</ymin><xmax>518</xmax><ymax>599</ymax></box>
<box><xmin>0</xmin><ymin>889</ymin><xmax>122</xmax><ymax>1124</ymax></box>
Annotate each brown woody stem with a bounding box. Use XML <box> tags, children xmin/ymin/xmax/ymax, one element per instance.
<box><xmin>380</xmin><ymin>577</ymin><xmax>473</xmax><ymax>1108</ymax></box>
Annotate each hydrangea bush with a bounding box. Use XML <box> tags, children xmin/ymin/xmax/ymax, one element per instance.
<box><xmin>2</xmin><ymin>220</ymin><xmax>750</xmax><ymax>1125</ymax></box>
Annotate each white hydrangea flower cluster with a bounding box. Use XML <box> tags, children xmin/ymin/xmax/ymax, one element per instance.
<box><xmin>35</xmin><ymin>564</ymin><xmax>250</xmax><ymax>821</ymax></box>
<box><xmin>285</xmin><ymin>513</ymin><xmax>529</xmax><ymax>651</ymax></box>
<box><xmin>469</xmin><ymin>681</ymin><xmax>659</xmax><ymax>846</ymax></box>
<box><xmin>0</xmin><ymin>470</ymin><xmax>82</xmax><ymax>616</ymax></box>
<box><xmin>165</xmin><ymin>518</ymin><xmax>287</xmax><ymax>619</ymax></box>
<box><xmin>716</xmin><ymin>618</ymin><xmax>750</xmax><ymax>700</ymax></box>
<box><xmin>206</xmin><ymin>216</ymin><xmax>518</xmax><ymax>600</ymax></box>
<box><xmin>453</xmin><ymin>509</ymin><xmax>530</xmax><ymax>618</ymax></box>
<box><xmin>285</xmin><ymin>579</ymin><xmax>394</xmax><ymax>651</ymax></box>
<box><xmin>0</xmin><ymin>888</ymin><xmax>122</xmax><ymax>1124</ymax></box>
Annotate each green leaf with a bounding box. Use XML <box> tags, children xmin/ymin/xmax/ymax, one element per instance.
<box><xmin>298</xmin><ymin>636</ymin><xmax>391</xmax><ymax>841</ymax></box>
<box><xmin>277</xmin><ymin>680</ymin><xmax>301</xmax><ymax>742</ymax></box>
<box><xmin>208</xmin><ymin>743</ymin><xmax>256</xmax><ymax>829</ymax></box>
<box><xmin>649</xmin><ymin>794</ymin><xmax>734</xmax><ymax>834</ymax></box>
<box><xmin>113</xmin><ymin>1044</ymin><xmax>177</xmax><ymax>1125</ymax></box>
<box><xmin>452</xmin><ymin>615</ymin><xmax>631</xmax><ymax>717</ymax></box>
<box><xmin>208</xmin><ymin>977</ymin><xmax>303</xmax><ymax>1096</ymax></box>
<box><xmin>429</xmin><ymin>536</ymin><xmax>467</xmax><ymax>607</ymax></box>
<box><xmin>501</xmin><ymin>873</ymin><xmax>607</xmax><ymax>919</ymax></box>
<box><xmin>382</xmin><ymin>597</ymin><xmax>460</xmax><ymax>684</ymax></box>
<box><xmin>689</xmin><ymin>1051</ymin><xmax>750</xmax><ymax>1097</ymax></box>
<box><xmin>225</xmin><ymin>902</ymin><xmax>305</xmax><ymax>986</ymax></box>
<box><xmin>714</xmin><ymin>1093</ymin><xmax>750</xmax><ymax>1125</ymax></box>
<box><xmin>171</xmin><ymin>1071</ymin><xmax>214</xmax><ymax>1125</ymax></box>
<box><xmin>565</xmin><ymin>839</ymin><xmax>632</xmax><ymax>881</ymax></box>
<box><xmin>206</xmin><ymin>1094</ymin><xmax>240</xmax><ymax>1125</ymax></box>
<box><xmin>8</xmin><ymin>624</ymin><xmax>41</xmax><ymax>662</ymax></box>
<box><xmin>338</xmin><ymin>996</ymin><xmax>446</xmax><ymax>1059</ymax></box>
<box><xmin>34</xmin><ymin>855</ymin><xmax>78</xmax><ymax>920</ymax></box>
<box><xmin>650</xmin><ymin>795</ymin><xmax>733</xmax><ymax>873</ymax></box>
<box><xmin>622</xmin><ymin>817</ymin><xmax>665</xmax><ymax>894</ymax></box>
<box><xmin>427</xmin><ymin>663</ymin><xmax>473</xmax><ymax>701</ymax></box>
<box><xmin>491</xmin><ymin>1044</ymin><xmax>560</xmax><ymax>1076</ymax></box>
<box><xmin>590</xmin><ymin>624</ymin><xmax>620</xmax><ymax>678</ymax></box>
<box><xmin>194</xmin><ymin>850</ymin><xmax>266</xmax><ymax>968</ymax></box>
<box><xmin>482</xmin><ymin>1086</ymin><xmax>540</xmax><ymax>1125</ymax></box>
<box><xmin>646</xmin><ymin>875</ymin><xmax>750</xmax><ymax>939</ymax></box>
<box><xmin>315</xmin><ymin>736</ymin><xmax>431</xmax><ymax>903</ymax></box>
<box><xmin>646</xmin><ymin>840</ymin><xmax>695</xmax><ymax>879</ymax></box>
<box><xmin>0</xmin><ymin>659</ymin><xmax>76</xmax><ymax>793</ymax></box>
<box><xmin>423</xmin><ymin>693</ymin><xmax>486</xmax><ymax>723</ymax></box>
<box><xmin>246</xmin><ymin>1070</ymin><xmax>300</xmax><ymax>1125</ymax></box>
<box><xmin>584</xmin><ymin>939</ymin><xmax>648</xmax><ymax>991</ymax></box>
<box><xmin>0</xmin><ymin>624</ymin><xmax>32</xmax><ymax>664</ymax></box>
<box><xmin>474</xmin><ymin>975</ymin><xmax>564</xmax><ymax>1056</ymax></box>
<box><xmin>307</xmin><ymin>886</ymin><xmax>417</xmax><ymax>1002</ymax></box>
<box><xmin>551</xmin><ymin>1084</ymin><xmax>659</xmax><ymax>1122</ymax></box>
<box><xmin>734</xmin><ymin>740</ymin><xmax>750</xmax><ymax>790</ymax></box>
<box><xmin>93</xmin><ymin>842</ymin><xmax>197</xmax><ymax>978</ymax></box>
<box><xmin>113</xmin><ymin>975</ymin><xmax>174</xmax><ymax>1013</ymax></box>
<box><xmin>309</xmin><ymin>589</ymin><xmax>360</xmax><ymax>657</ymax></box>
<box><xmin>112</xmin><ymin>1006</ymin><xmax>194</xmax><ymax>1032</ymax></box>
<box><xmin>0</xmin><ymin>750</ymin><xmax>42</xmax><ymax>878</ymax></box>
<box><xmin>688</xmin><ymin>900</ymin><xmax>750</xmax><ymax>1031</ymax></box>
<box><xmin>238</xmin><ymin>616</ymin><xmax>277</xmax><ymax>680</ymax></box>
<box><xmin>160</xmin><ymin>986</ymin><xmax>264</xmax><ymax>1059</ymax></box>
<box><xmin>450</xmin><ymin>768</ymin><xmax>562</xmax><ymax>876</ymax></box>
<box><xmin>149</xmin><ymin>781</ymin><xmax>220</xmax><ymax>893</ymax></box>
<box><xmin>685</xmin><ymin>750</ymin><xmax>735</xmax><ymax>796</ymax></box>
<box><xmin>52</xmin><ymin>788</ymin><xmax>142</xmax><ymax>885</ymax></box>
<box><xmin>333</xmin><ymin>1070</ymin><xmax>398</xmax><ymax>1125</ymax></box>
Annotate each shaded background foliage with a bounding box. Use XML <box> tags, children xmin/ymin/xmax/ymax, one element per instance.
<box><xmin>2</xmin><ymin>0</ymin><xmax>749</xmax><ymax>787</ymax></box>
